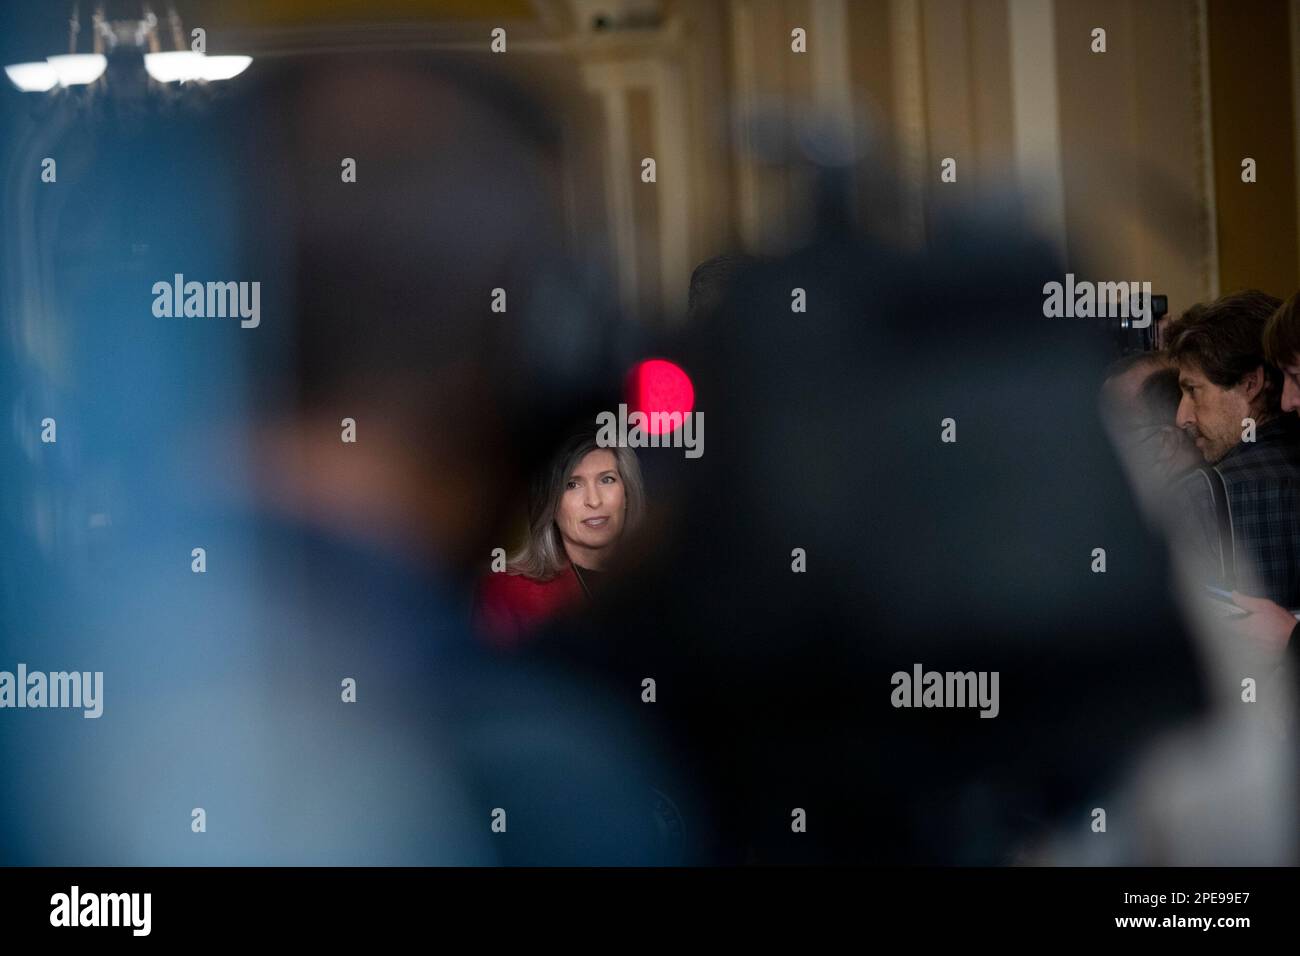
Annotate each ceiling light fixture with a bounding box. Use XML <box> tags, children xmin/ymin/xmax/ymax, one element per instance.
<box><xmin>4</xmin><ymin>3</ymin><xmax>253</xmax><ymax>94</ymax></box>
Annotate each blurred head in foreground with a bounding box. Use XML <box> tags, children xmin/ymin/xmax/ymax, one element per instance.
<box><xmin>228</xmin><ymin>56</ymin><xmax>583</xmax><ymax>577</ymax></box>
<box><xmin>687</xmin><ymin>253</ymin><xmax>758</xmax><ymax>323</ymax></box>
<box><xmin>4</xmin><ymin>53</ymin><xmax>680</xmax><ymax>866</ymax></box>
<box><xmin>540</xmin><ymin>200</ymin><xmax>1223</xmax><ymax>863</ymax></box>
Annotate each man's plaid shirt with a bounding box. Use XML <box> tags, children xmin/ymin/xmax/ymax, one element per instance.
<box><xmin>1177</xmin><ymin>415</ymin><xmax>1300</xmax><ymax>607</ymax></box>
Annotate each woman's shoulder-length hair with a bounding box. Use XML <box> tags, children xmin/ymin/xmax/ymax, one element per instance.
<box><xmin>506</xmin><ymin>433</ymin><xmax>645</xmax><ymax>581</ymax></box>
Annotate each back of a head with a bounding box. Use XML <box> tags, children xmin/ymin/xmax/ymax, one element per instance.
<box><xmin>206</xmin><ymin>55</ymin><xmax>591</xmax><ymax>572</ymax></box>
<box><xmin>1101</xmin><ymin>351</ymin><xmax>1167</xmax><ymax>422</ymax></box>
<box><xmin>563</xmin><ymin>210</ymin><xmax>1207</xmax><ymax>863</ymax></box>
<box><xmin>1137</xmin><ymin>366</ymin><xmax>1184</xmax><ymax>428</ymax></box>
<box><xmin>238</xmin><ymin>56</ymin><xmax>564</xmax><ymax>408</ymax></box>
<box><xmin>687</xmin><ymin>253</ymin><xmax>758</xmax><ymax>323</ymax></box>
<box><xmin>1263</xmin><ymin>290</ymin><xmax>1300</xmax><ymax>368</ymax></box>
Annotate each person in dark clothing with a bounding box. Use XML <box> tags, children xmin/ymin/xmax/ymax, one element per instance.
<box><xmin>0</xmin><ymin>54</ymin><xmax>690</xmax><ymax>866</ymax></box>
<box><xmin>532</xmin><ymin>216</ymin><xmax>1213</xmax><ymax>864</ymax></box>
<box><xmin>1219</xmin><ymin>291</ymin><xmax>1300</xmax><ymax>658</ymax></box>
<box><xmin>1167</xmin><ymin>292</ymin><xmax>1300</xmax><ymax>606</ymax></box>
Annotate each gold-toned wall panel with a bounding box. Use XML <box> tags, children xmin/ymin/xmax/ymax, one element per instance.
<box><xmin>1207</xmin><ymin>0</ymin><xmax>1298</xmax><ymax>297</ymax></box>
<box><xmin>1056</xmin><ymin>0</ymin><xmax>1211</xmax><ymax>318</ymax></box>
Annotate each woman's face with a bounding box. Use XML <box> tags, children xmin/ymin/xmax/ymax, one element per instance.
<box><xmin>555</xmin><ymin>449</ymin><xmax>627</xmax><ymax>561</ymax></box>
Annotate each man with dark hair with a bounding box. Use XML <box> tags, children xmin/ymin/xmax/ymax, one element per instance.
<box><xmin>1167</xmin><ymin>291</ymin><xmax>1300</xmax><ymax>606</ymax></box>
<box><xmin>1168</xmin><ymin>291</ymin><xmax>1284</xmax><ymax>463</ymax></box>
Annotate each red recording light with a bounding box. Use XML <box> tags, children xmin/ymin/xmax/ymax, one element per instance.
<box><xmin>627</xmin><ymin>359</ymin><xmax>694</xmax><ymax>435</ymax></box>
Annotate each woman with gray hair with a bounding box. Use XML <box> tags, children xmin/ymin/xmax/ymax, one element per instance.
<box><xmin>473</xmin><ymin>432</ymin><xmax>645</xmax><ymax>646</ymax></box>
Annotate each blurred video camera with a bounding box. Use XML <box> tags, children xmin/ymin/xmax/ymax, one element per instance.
<box><xmin>1111</xmin><ymin>291</ymin><xmax>1168</xmax><ymax>352</ymax></box>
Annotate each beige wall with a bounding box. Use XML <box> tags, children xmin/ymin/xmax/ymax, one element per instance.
<box><xmin>216</xmin><ymin>0</ymin><xmax>1300</xmax><ymax>325</ymax></box>
<box><xmin>1055</xmin><ymin>0</ymin><xmax>1215</xmax><ymax>317</ymax></box>
<box><xmin>1206</xmin><ymin>0</ymin><xmax>1298</xmax><ymax>298</ymax></box>
<box><xmin>571</xmin><ymin>0</ymin><xmax>1293</xmax><ymax>325</ymax></box>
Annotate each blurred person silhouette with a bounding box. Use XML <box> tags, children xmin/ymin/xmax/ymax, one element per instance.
<box><xmin>526</xmin><ymin>196</ymin><xmax>1244</xmax><ymax>863</ymax></box>
<box><xmin>473</xmin><ymin>432</ymin><xmax>643</xmax><ymax>648</ymax></box>
<box><xmin>687</xmin><ymin>253</ymin><xmax>758</xmax><ymax>324</ymax></box>
<box><xmin>1</xmin><ymin>55</ymin><xmax>689</xmax><ymax>866</ymax></box>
